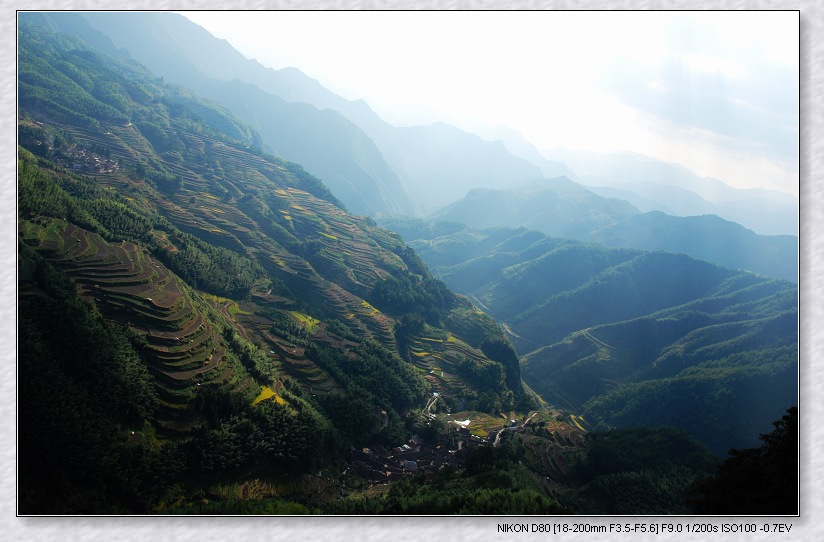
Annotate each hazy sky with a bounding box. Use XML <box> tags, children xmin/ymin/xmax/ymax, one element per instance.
<box><xmin>182</xmin><ymin>10</ymin><xmax>799</xmax><ymax>197</ymax></box>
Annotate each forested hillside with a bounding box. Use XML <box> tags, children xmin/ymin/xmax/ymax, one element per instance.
<box><xmin>427</xmin><ymin>185</ymin><xmax>797</xmax><ymax>282</ymax></box>
<box><xmin>20</xmin><ymin>10</ymin><xmax>417</xmax><ymax>217</ymax></box>
<box><xmin>23</xmin><ymin>11</ymin><xmax>798</xmax><ymax>282</ymax></box>
<box><xmin>17</xmin><ymin>18</ymin><xmax>797</xmax><ymax>516</ymax></box>
<box><xmin>17</xmin><ymin>21</ymin><xmax>534</xmax><ymax>513</ymax></box>
<box><xmin>387</xmin><ymin>220</ymin><xmax>798</xmax><ymax>455</ymax></box>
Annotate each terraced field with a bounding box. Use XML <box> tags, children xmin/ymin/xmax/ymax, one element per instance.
<box><xmin>404</xmin><ymin>329</ymin><xmax>491</xmax><ymax>396</ymax></box>
<box><xmin>22</xmin><ymin>112</ymin><xmax>519</xmax><ymax>409</ymax></box>
<box><xmin>519</xmin><ymin>413</ymin><xmax>588</xmax><ymax>485</ymax></box>
<box><xmin>41</xmin><ymin>120</ymin><xmax>407</xmax><ymax>346</ymax></box>
<box><xmin>19</xmin><ymin>219</ymin><xmax>255</xmax><ymax>434</ymax></box>
<box><xmin>150</xmin><ymin>131</ymin><xmax>407</xmax><ymax>351</ymax></box>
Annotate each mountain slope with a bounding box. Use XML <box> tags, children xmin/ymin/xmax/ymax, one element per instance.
<box><xmin>17</xmin><ymin>20</ymin><xmax>533</xmax><ymax>512</ymax></box>
<box><xmin>428</xmin><ymin>184</ymin><xmax>797</xmax><ymax>282</ymax></box>
<box><xmin>395</xmin><ymin>223</ymin><xmax>798</xmax><ymax>453</ymax></box>
<box><xmin>21</xmin><ymin>11</ymin><xmax>417</xmax><ymax>217</ymax></box>
<box><xmin>18</xmin><ymin>19</ymin><xmax>522</xmax><ymax>406</ymax></box>
<box><xmin>26</xmin><ymin>11</ymin><xmax>554</xmax><ymax>215</ymax></box>
<box><xmin>542</xmin><ymin>148</ymin><xmax>799</xmax><ymax>236</ymax></box>
<box><xmin>589</xmin><ymin>211</ymin><xmax>797</xmax><ymax>282</ymax></box>
<box><xmin>471</xmin><ymin>124</ymin><xmax>581</xmax><ymax>181</ymax></box>
<box><xmin>386</xmin><ymin>123</ymin><xmax>545</xmax><ymax>211</ymax></box>
<box><xmin>428</xmin><ymin>178</ymin><xmax>640</xmax><ymax>240</ymax></box>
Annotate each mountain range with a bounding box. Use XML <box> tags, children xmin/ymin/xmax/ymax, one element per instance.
<box><xmin>542</xmin><ymin>147</ymin><xmax>798</xmax><ymax>237</ymax></box>
<box><xmin>427</xmin><ymin>181</ymin><xmax>797</xmax><ymax>282</ymax></box>
<box><xmin>16</xmin><ymin>14</ymin><xmax>798</xmax><ymax>515</ymax></box>
<box><xmin>18</xmin><ymin>20</ymin><xmax>532</xmax><ymax>512</ymax></box>
<box><xmin>389</xmin><ymin>221</ymin><xmax>797</xmax><ymax>454</ymax></box>
<box><xmin>23</xmin><ymin>10</ymin><xmax>798</xmax><ymax>247</ymax></box>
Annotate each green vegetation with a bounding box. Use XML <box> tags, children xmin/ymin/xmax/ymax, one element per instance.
<box><xmin>19</xmin><ymin>145</ymin><xmax>266</xmax><ymax>299</ymax></box>
<box><xmin>325</xmin><ymin>435</ymin><xmax>571</xmax><ymax>514</ymax></box>
<box><xmin>17</xmin><ymin>21</ymin><xmax>525</xmax><ymax>514</ymax></box>
<box><xmin>402</xmin><ymin>225</ymin><xmax>797</xmax><ymax>455</ymax></box>
<box><xmin>17</xmin><ymin>18</ymin><xmax>798</xmax><ymax>516</ymax></box>
<box><xmin>688</xmin><ymin>406</ymin><xmax>798</xmax><ymax>515</ymax></box>
<box><xmin>370</xmin><ymin>272</ymin><xmax>454</xmax><ymax>326</ymax></box>
<box><xmin>581</xmin><ymin>345</ymin><xmax>797</xmax><ymax>454</ymax></box>
<box><xmin>19</xmin><ymin>246</ymin><xmax>165</xmax><ymax>513</ymax></box>
<box><xmin>573</xmin><ymin>427</ymin><xmax>719</xmax><ymax>514</ymax></box>
<box><xmin>422</xmin><ymin>183</ymin><xmax>797</xmax><ymax>281</ymax></box>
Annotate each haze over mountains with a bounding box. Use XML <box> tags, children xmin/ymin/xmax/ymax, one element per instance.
<box><xmin>17</xmin><ymin>12</ymin><xmax>798</xmax><ymax>516</ymax></box>
<box><xmin>541</xmin><ymin>148</ymin><xmax>799</xmax><ymax>237</ymax></box>
<box><xmin>387</xmin><ymin>222</ymin><xmax>797</xmax><ymax>454</ymax></box>
<box><xmin>27</xmin><ymin>13</ymin><xmax>798</xmax><ymax>238</ymax></box>
<box><xmin>18</xmin><ymin>19</ymin><xmax>536</xmax><ymax>512</ymax></box>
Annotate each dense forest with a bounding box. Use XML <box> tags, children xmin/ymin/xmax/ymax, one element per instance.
<box><xmin>16</xmin><ymin>19</ymin><xmax>797</xmax><ymax>516</ymax></box>
<box><xmin>390</xmin><ymin>220</ymin><xmax>798</xmax><ymax>456</ymax></box>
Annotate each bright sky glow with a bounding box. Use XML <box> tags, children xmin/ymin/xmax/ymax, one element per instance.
<box><xmin>181</xmin><ymin>10</ymin><xmax>799</xmax><ymax>197</ymax></box>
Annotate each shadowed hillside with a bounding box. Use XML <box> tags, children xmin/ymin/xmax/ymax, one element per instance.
<box><xmin>427</xmin><ymin>185</ymin><xmax>797</xmax><ymax>282</ymax></box>
<box><xmin>17</xmin><ymin>21</ymin><xmax>534</xmax><ymax>513</ymax></box>
<box><xmin>385</xmin><ymin>221</ymin><xmax>797</xmax><ymax>454</ymax></box>
<box><xmin>17</xmin><ymin>17</ymin><xmax>798</xmax><ymax>516</ymax></box>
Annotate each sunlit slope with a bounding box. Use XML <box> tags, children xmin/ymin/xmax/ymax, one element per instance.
<box><xmin>19</xmin><ymin>219</ymin><xmax>256</xmax><ymax>433</ymax></box>
<box><xmin>17</xmin><ymin>20</ymin><xmax>520</xmax><ymax>417</ymax></box>
<box><xmin>20</xmin><ymin>10</ymin><xmax>418</xmax><ymax>217</ymax></box>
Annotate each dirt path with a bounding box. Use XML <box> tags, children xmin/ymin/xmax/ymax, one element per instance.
<box><xmin>582</xmin><ymin>329</ymin><xmax>615</xmax><ymax>351</ymax></box>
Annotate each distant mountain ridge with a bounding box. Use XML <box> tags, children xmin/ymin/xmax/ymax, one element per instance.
<box><xmin>21</xmin><ymin>11</ymin><xmax>417</xmax><ymax>217</ymax></box>
<box><xmin>27</xmin><ymin>10</ymin><xmax>798</xmax><ymax>248</ymax></box>
<box><xmin>393</xmin><ymin>223</ymin><xmax>797</xmax><ymax>454</ymax></box>
<box><xmin>428</xmin><ymin>177</ymin><xmax>640</xmax><ymax>239</ymax></box>
<box><xmin>589</xmin><ymin>211</ymin><xmax>797</xmax><ymax>282</ymax></box>
<box><xmin>26</xmin><ymin>11</ymin><xmax>549</xmax><ymax>215</ymax></box>
<box><xmin>18</xmin><ymin>20</ymin><xmax>535</xmax><ymax>512</ymax></box>
<box><xmin>17</xmin><ymin>15</ymin><xmax>799</xmax><ymax>515</ymax></box>
<box><xmin>542</xmin><ymin>148</ymin><xmax>798</xmax><ymax>236</ymax></box>
<box><xmin>427</xmin><ymin>182</ymin><xmax>797</xmax><ymax>282</ymax></box>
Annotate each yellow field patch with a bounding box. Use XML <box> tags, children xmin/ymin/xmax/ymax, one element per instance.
<box><xmin>227</xmin><ymin>302</ymin><xmax>251</xmax><ymax>316</ymax></box>
<box><xmin>201</xmin><ymin>292</ymin><xmax>230</xmax><ymax>303</ymax></box>
<box><xmin>360</xmin><ymin>300</ymin><xmax>379</xmax><ymax>317</ymax></box>
<box><xmin>252</xmin><ymin>385</ymin><xmax>285</xmax><ymax>406</ymax></box>
<box><xmin>289</xmin><ymin>311</ymin><xmax>321</xmax><ymax>334</ymax></box>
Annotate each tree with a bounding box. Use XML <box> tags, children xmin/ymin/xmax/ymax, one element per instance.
<box><xmin>688</xmin><ymin>406</ymin><xmax>798</xmax><ymax>515</ymax></box>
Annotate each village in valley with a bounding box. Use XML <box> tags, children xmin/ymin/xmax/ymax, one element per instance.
<box><xmin>58</xmin><ymin>143</ymin><xmax>120</xmax><ymax>174</ymax></box>
<box><xmin>347</xmin><ymin>408</ymin><xmax>544</xmax><ymax>483</ymax></box>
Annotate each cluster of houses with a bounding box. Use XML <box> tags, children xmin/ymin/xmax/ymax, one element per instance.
<box><xmin>60</xmin><ymin>145</ymin><xmax>119</xmax><ymax>174</ymax></box>
<box><xmin>348</xmin><ymin>423</ymin><xmax>495</xmax><ymax>482</ymax></box>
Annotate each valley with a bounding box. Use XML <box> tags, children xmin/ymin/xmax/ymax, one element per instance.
<box><xmin>15</xmin><ymin>14</ymin><xmax>798</xmax><ymax>517</ymax></box>
<box><xmin>391</xmin><ymin>221</ymin><xmax>797</xmax><ymax>455</ymax></box>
